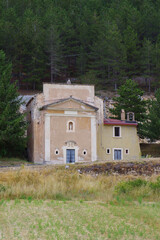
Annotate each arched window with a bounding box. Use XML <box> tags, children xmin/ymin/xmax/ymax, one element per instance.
<box><xmin>69</xmin><ymin>122</ymin><xmax>73</xmax><ymax>131</ymax></box>
<box><xmin>128</xmin><ymin>113</ymin><xmax>132</xmax><ymax>121</ymax></box>
<box><xmin>67</xmin><ymin>121</ymin><xmax>75</xmax><ymax>132</ymax></box>
<box><xmin>127</xmin><ymin>112</ymin><xmax>135</xmax><ymax>121</ymax></box>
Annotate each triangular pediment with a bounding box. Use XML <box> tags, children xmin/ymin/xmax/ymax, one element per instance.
<box><xmin>41</xmin><ymin>97</ymin><xmax>98</xmax><ymax>112</ymax></box>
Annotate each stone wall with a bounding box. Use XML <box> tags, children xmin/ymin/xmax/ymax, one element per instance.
<box><xmin>79</xmin><ymin>160</ymin><xmax>160</xmax><ymax>176</ymax></box>
<box><xmin>140</xmin><ymin>143</ymin><xmax>160</xmax><ymax>157</ymax></box>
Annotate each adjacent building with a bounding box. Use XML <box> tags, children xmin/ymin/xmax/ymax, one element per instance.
<box><xmin>97</xmin><ymin>118</ymin><xmax>140</xmax><ymax>161</ymax></box>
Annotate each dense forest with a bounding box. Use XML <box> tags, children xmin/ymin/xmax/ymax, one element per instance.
<box><xmin>1</xmin><ymin>0</ymin><xmax>160</xmax><ymax>90</ymax></box>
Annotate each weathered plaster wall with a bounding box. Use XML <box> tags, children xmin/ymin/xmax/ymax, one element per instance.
<box><xmin>98</xmin><ymin>125</ymin><xmax>141</xmax><ymax>161</ymax></box>
<box><xmin>27</xmin><ymin>94</ymin><xmax>45</xmax><ymax>163</ymax></box>
<box><xmin>94</xmin><ymin>96</ymin><xmax>104</xmax><ymax>124</ymax></box>
<box><xmin>27</xmin><ymin>83</ymin><xmax>99</xmax><ymax>163</ymax></box>
<box><xmin>47</xmin><ymin>100</ymin><xmax>96</xmax><ymax>112</ymax></box>
<box><xmin>27</xmin><ymin>100</ymin><xmax>34</xmax><ymax>162</ymax></box>
<box><xmin>43</xmin><ymin>84</ymin><xmax>95</xmax><ymax>105</ymax></box>
<box><xmin>50</xmin><ymin>115</ymin><xmax>91</xmax><ymax>163</ymax></box>
<box><xmin>95</xmin><ymin>96</ymin><xmax>104</xmax><ymax>161</ymax></box>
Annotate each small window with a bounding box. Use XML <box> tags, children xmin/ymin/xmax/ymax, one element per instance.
<box><xmin>82</xmin><ymin>150</ymin><xmax>87</xmax><ymax>156</ymax></box>
<box><xmin>106</xmin><ymin>148</ymin><xmax>111</xmax><ymax>154</ymax></box>
<box><xmin>69</xmin><ymin>122</ymin><xmax>73</xmax><ymax>131</ymax></box>
<box><xmin>55</xmin><ymin>149</ymin><xmax>59</xmax><ymax>155</ymax></box>
<box><xmin>127</xmin><ymin>112</ymin><xmax>135</xmax><ymax>121</ymax></box>
<box><xmin>115</xmin><ymin>127</ymin><xmax>120</xmax><ymax>136</ymax></box>
<box><xmin>125</xmin><ymin>149</ymin><xmax>129</xmax><ymax>154</ymax></box>
<box><xmin>67</xmin><ymin>121</ymin><xmax>75</xmax><ymax>132</ymax></box>
<box><xmin>113</xmin><ymin>126</ymin><xmax>121</xmax><ymax>137</ymax></box>
<box><xmin>129</xmin><ymin>113</ymin><xmax>133</xmax><ymax>121</ymax></box>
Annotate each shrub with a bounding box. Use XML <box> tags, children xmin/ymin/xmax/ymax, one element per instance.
<box><xmin>149</xmin><ymin>176</ymin><xmax>160</xmax><ymax>191</ymax></box>
<box><xmin>115</xmin><ymin>179</ymin><xmax>147</xmax><ymax>194</ymax></box>
<box><xmin>0</xmin><ymin>184</ymin><xmax>6</xmax><ymax>192</ymax></box>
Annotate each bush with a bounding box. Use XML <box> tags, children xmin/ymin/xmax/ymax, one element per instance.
<box><xmin>115</xmin><ymin>179</ymin><xmax>147</xmax><ymax>194</ymax></box>
<box><xmin>0</xmin><ymin>184</ymin><xmax>6</xmax><ymax>192</ymax></box>
<box><xmin>149</xmin><ymin>176</ymin><xmax>160</xmax><ymax>191</ymax></box>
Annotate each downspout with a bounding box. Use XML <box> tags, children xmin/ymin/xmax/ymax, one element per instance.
<box><xmin>100</xmin><ymin>99</ymin><xmax>106</xmax><ymax>151</ymax></box>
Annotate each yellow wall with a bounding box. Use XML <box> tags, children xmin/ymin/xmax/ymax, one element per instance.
<box><xmin>98</xmin><ymin>124</ymin><xmax>141</xmax><ymax>161</ymax></box>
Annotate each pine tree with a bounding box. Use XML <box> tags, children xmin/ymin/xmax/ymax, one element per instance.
<box><xmin>110</xmin><ymin>79</ymin><xmax>147</xmax><ymax>136</ymax></box>
<box><xmin>44</xmin><ymin>5</ymin><xmax>65</xmax><ymax>82</ymax></box>
<box><xmin>123</xmin><ymin>26</ymin><xmax>140</xmax><ymax>77</ymax></box>
<box><xmin>90</xmin><ymin>21</ymin><xmax>126</xmax><ymax>88</ymax></box>
<box><xmin>142</xmin><ymin>88</ymin><xmax>160</xmax><ymax>141</ymax></box>
<box><xmin>0</xmin><ymin>50</ymin><xmax>26</xmax><ymax>157</ymax></box>
<box><xmin>140</xmin><ymin>38</ymin><xmax>155</xmax><ymax>93</ymax></box>
<box><xmin>153</xmin><ymin>36</ymin><xmax>160</xmax><ymax>87</ymax></box>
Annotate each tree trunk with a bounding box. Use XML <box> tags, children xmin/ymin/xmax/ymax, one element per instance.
<box><xmin>50</xmin><ymin>48</ymin><xmax>54</xmax><ymax>83</ymax></box>
<box><xmin>148</xmin><ymin>78</ymin><xmax>151</xmax><ymax>94</ymax></box>
<box><xmin>6</xmin><ymin>0</ymin><xmax>9</xmax><ymax>8</ymax></box>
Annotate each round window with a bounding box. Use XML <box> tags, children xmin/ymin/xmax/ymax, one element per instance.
<box><xmin>55</xmin><ymin>149</ymin><xmax>59</xmax><ymax>155</ymax></box>
<box><xmin>82</xmin><ymin>150</ymin><xmax>87</xmax><ymax>156</ymax></box>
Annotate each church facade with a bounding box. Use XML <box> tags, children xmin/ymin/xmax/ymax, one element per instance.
<box><xmin>26</xmin><ymin>83</ymin><xmax>140</xmax><ymax>163</ymax></box>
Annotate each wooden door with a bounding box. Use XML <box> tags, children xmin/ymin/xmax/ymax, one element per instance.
<box><xmin>66</xmin><ymin>149</ymin><xmax>75</xmax><ymax>163</ymax></box>
<box><xmin>114</xmin><ymin>149</ymin><xmax>122</xmax><ymax>160</ymax></box>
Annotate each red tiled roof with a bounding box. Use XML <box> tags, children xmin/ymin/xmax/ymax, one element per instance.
<box><xmin>104</xmin><ymin>118</ymin><xmax>138</xmax><ymax>126</ymax></box>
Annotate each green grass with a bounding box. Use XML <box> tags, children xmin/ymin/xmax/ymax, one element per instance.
<box><xmin>0</xmin><ymin>200</ymin><xmax>160</xmax><ymax>240</ymax></box>
<box><xmin>0</xmin><ymin>158</ymin><xmax>29</xmax><ymax>166</ymax></box>
<box><xmin>0</xmin><ymin>167</ymin><xmax>160</xmax><ymax>239</ymax></box>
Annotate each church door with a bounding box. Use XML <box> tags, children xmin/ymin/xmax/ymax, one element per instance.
<box><xmin>66</xmin><ymin>149</ymin><xmax>75</xmax><ymax>163</ymax></box>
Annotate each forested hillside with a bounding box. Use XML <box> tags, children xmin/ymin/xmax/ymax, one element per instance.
<box><xmin>1</xmin><ymin>0</ymin><xmax>160</xmax><ymax>90</ymax></box>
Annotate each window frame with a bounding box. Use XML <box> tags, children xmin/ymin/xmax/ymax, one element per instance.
<box><xmin>55</xmin><ymin>149</ymin><xmax>60</xmax><ymax>155</ymax></box>
<box><xmin>125</xmin><ymin>148</ymin><xmax>129</xmax><ymax>155</ymax></box>
<box><xmin>67</xmin><ymin>120</ymin><xmax>75</xmax><ymax>132</ymax></box>
<box><xmin>113</xmin><ymin>126</ymin><xmax>121</xmax><ymax>137</ymax></box>
<box><xmin>106</xmin><ymin>148</ymin><xmax>111</xmax><ymax>154</ymax></box>
<box><xmin>82</xmin><ymin>149</ymin><xmax>87</xmax><ymax>156</ymax></box>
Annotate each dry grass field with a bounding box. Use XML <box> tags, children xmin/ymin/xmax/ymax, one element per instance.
<box><xmin>0</xmin><ymin>166</ymin><xmax>160</xmax><ymax>239</ymax></box>
<box><xmin>0</xmin><ymin>166</ymin><xmax>160</xmax><ymax>201</ymax></box>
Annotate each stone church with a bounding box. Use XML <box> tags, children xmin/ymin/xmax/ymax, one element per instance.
<box><xmin>26</xmin><ymin>83</ymin><xmax>140</xmax><ymax>163</ymax></box>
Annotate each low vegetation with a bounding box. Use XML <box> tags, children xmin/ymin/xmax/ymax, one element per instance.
<box><xmin>0</xmin><ymin>166</ymin><xmax>160</xmax><ymax>202</ymax></box>
<box><xmin>0</xmin><ymin>167</ymin><xmax>160</xmax><ymax>239</ymax></box>
<box><xmin>0</xmin><ymin>158</ymin><xmax>29</xmax><ymax>167</ymax></box>
<box><xmin>0</xmin><ymin>200</ymin><xmax>160</xmax><ymax>240</ymax></box>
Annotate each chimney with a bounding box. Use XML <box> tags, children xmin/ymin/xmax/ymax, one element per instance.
<box><xmin>121</xmin><ymin>109</ymin><xmax>125</xmax><ymax>121</ymax></box>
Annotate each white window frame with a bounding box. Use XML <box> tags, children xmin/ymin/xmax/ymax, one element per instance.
<box><xmin>82</xmin><ymin>149</ymin><xmax>87</xmax><ymax>156</ymax></box>
<box><xmin>113</xmin><ymin>148</ymin><xmax>123</xmax><ymax>160</ymax></box>
<box><xmin>106</xmin><ymin>148</ymin><xmax>111</xmax><ymax>154</ymax></box>
<box><xmin>55</xmin><ymin>149</ymin><xmax>59</xmax><ymax>155</ymax></box>
<box><xmin>67</xmin><ymin>120</ymin><xmax>75</xmax><ymax>132</ymax></box>
<box><xmin>125</xmin><ymin>148</ymin><xmax>129</xmax><ymax>155</ymax></box>
<box><xmin>62</xmin><ymin>145</ymin><xmax>79</xmax><ymax>164</ymax></box>
<box><xmin>113</xmin><ymin>126</ymin><xmax>121</xmax><ymax>137</ymax></box>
